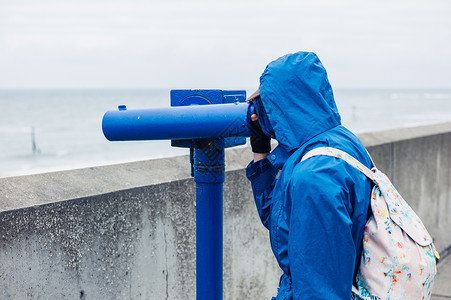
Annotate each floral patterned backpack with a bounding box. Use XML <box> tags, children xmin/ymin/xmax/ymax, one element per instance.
<box><xmin>302</xmin><ymin>147</ymin><xmax>440</xmax><ymax>300</ymax></box>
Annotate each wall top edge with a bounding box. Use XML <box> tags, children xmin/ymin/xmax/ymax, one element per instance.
<box><xmin>1</xmin><ymin>122</ymin><xmax>450</xmax><ymax>212</ymax></box>
<box><xmin>357</xmin><ymin>122</ymin><xmax>451</xmax><ymax>147</ymax></box>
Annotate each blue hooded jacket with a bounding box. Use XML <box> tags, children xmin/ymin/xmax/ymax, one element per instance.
<box><xmin>246</xmin><ymin>52</ymin><xmax>373</xmax><ymax>299</ymax></box>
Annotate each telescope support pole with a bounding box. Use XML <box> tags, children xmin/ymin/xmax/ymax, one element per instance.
<box><xmin>193</xmin><ymin>139</ymin><xmax>225</xmax><ymax>300</ymax></box>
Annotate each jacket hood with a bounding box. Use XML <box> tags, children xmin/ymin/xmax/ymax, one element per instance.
<box><xmin>258</xmin><ymin>51</ymin><xmax>341</xmax><ymax>152</ymax></box>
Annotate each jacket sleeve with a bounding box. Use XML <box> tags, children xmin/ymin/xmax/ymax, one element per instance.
<box><xmin>287</xmin><ymin>157</ymin><xmax>358</xmax><ymax>300</ymax></box>
<box><xmin>246</xmin><ymin>158</ymin><xmax>278</xmax><ymax>229</ymax></box>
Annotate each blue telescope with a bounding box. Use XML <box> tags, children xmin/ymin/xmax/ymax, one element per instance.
<box><xmin>103</xmin><ymin>101</ymin><xmax>250</xmax><ymax>141</ymax></box>
<box><xmin>102</xmin><ymin>89</ymin><xmax>253</xmax><ymax>300</ymax></box>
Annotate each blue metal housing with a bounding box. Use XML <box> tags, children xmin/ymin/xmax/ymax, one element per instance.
<box><xmin>170</xmin><ymin>89</ymin><xmax>248</xmax><ymax>148</ymax></box>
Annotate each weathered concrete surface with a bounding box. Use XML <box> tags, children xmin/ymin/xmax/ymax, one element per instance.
<box><xmin>0</xmin><ymin>122</ymin><xmax>450</xmax><ymax>299</ymax></box>
<box><xmin>0</xmin><ymin>147</ymin><xmax>281</xmax><ymax>299</ymax></box>
<box><xmin>432</xmin><ymin>254</ymin><xmax>451</xmax><ymax>299</ymax></box>
<box><xmin>0</xmin><ymin>181</ymin><xmax>198</xmax><ymax>299</ymax></box>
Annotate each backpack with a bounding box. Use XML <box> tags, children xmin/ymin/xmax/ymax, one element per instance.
<box><xmin>301</xmin><ymin>147</ymin><xmax>440</xmax><ymax>300</ymax></box>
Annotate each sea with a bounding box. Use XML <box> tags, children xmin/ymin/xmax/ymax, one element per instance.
<box><xmin>1</xmin><ymin>88</ymin><xmax>450</xmax><ymax>178</ymax></box>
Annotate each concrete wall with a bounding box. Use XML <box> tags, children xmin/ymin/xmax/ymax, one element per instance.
<box><xmin>1</xmin><ymin>122</ymin><xmax>450</xmax><ymax>299</ymax></box>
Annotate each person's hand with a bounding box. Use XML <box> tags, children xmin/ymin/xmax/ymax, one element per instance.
<box><xmin>250</xmin><ymin>113</ymin><xmax>271</xmax><ymax>157</ymax></box>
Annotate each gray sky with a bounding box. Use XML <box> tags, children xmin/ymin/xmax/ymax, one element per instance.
<box><xmin>1</xmin><ymin>0</ymin><xmax>450</xmax><ymax>89</ymax></box>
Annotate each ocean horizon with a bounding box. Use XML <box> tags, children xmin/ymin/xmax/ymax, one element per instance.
<box><xmin>1</xmin><ymin>88</ymin><xmax>451</xmax><ymax>178</ymax></box>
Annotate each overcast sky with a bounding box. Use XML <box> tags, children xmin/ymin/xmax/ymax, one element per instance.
<box><xmin>1</xmin><ymin>0</ymin><xmax>450</xmax><ymax>89</ymax></box>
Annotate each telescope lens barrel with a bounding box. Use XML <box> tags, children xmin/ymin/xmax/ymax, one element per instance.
<box><xmin>102</xmin><ymin>102</ymin><xmax>252</xmax><ymax>141</ymax></box>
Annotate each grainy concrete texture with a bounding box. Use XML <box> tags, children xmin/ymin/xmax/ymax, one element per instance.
<box><xmin>432</xmin><ymin>254</ymin><xmax>451</xmax><ymax>299</ymax></box>
<box><xmin>1</xmin><ymin>122</ymin><xmax>450</xmax><ymax>299</ymax></box>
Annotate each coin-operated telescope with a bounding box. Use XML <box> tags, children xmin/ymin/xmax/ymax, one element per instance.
<box><xmin>102</xmin><ymin>90</ymin><xmax>253</xmax><ymax>300</ymax></box>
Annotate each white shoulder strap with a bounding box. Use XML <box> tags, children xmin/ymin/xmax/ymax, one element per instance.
<box><xmin>301</xmin><ymin>147</ymin><xmax>375</xmax><ymax>181</ymax></box>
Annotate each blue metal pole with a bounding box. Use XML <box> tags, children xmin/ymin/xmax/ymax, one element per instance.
<box><xmin>193</xmin><ymin>139</ymin><xmax>225</xmax><ymax>300</ymax></box>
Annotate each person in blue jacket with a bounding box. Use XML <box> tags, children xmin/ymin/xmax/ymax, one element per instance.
<box><xmin>246</xmin><ymin>51</ymin><xmax>373</xmax><ymax>299</ymax></box>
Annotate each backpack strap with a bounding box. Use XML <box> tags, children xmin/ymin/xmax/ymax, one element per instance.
<box><xmin>301</xmin><ymin>147</ymin><xmax>375</xmax><ymax>181</ymax></box>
